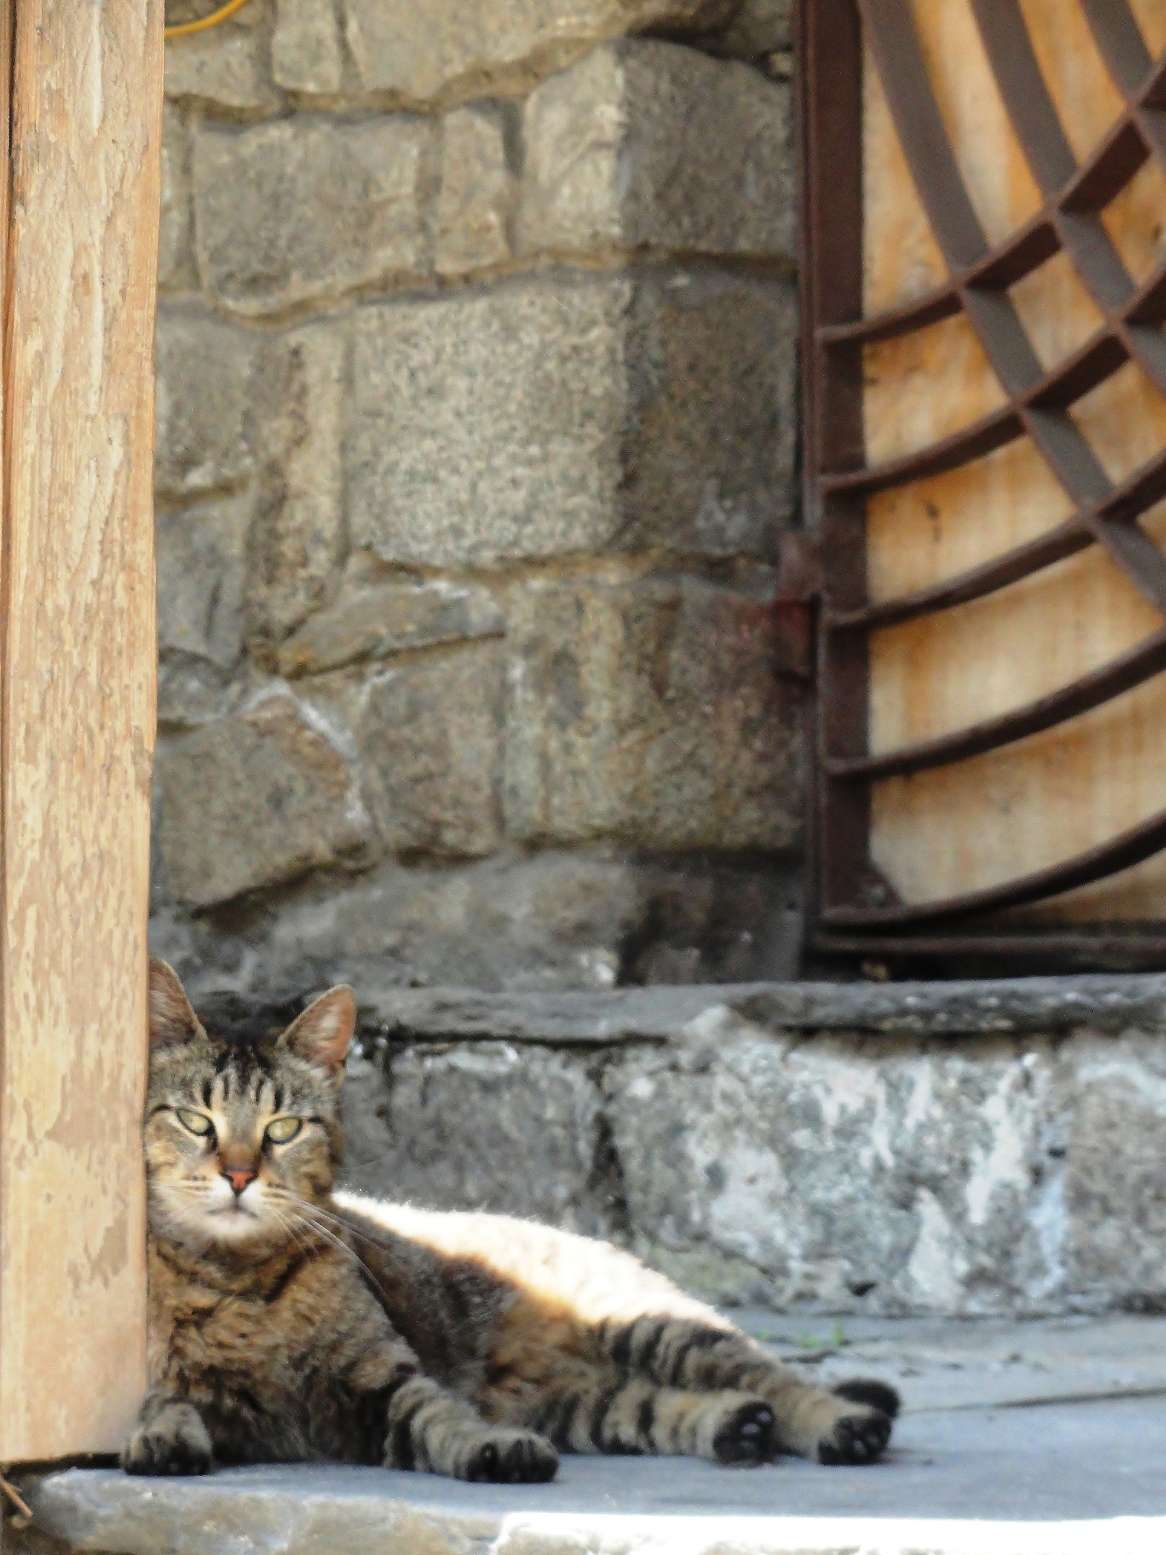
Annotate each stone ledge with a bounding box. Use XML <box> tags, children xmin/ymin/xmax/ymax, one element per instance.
<box><xmin>355</xmin><ymin>973</ymin><xmax>1166</xmax><ymax>1046</ymax></box>
<box><xmin>18</xmin><ymin>1456</ymin><xmax>1166</xmax><ymax>1555</ymax></box>
<box><xmin>192</xmin><ymin>974</ymin><xmax>1166</xmax><ymax>1047</ymax></box>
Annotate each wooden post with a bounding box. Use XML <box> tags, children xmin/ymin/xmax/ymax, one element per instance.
<box><xmin>0</xmin><ymin>0</ymin><xmax>162</xmax><ymax>1461</ymax></box>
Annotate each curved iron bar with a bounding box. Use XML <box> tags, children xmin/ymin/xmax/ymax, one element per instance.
<box><xmin>824</xmin><ymin>519</ymin><xmax>1092</xmax><ymax>634</ymax></box>
<box><xmin>815</xmin><ymin>65</ymin><xmax>1153</xmax><ymax>349</ymax></box>
<box><xmin>821</xmin><ymin>326</ymin><xmax>1131</xmax><ymax>497</ymax></box>
<box><xmin>863</xmin><ymin>0</ymin><xmax>1166</xmax><ymax>621</ymax></box>
<box><xmin>827</xmin><ymin>625</ymin><xmax>1166</xmax><ymax>780</ymax></box>
<box><xmin>828</xmin><ymin>401</ymin><xmax>1166</xmax><ymax>634</ymax></box>
<box><xmin>822</xmin><ymin>802</ymin><xmax>1166</xmax><ymax>928</ymax></box>
<box><xmin>974</xmin><ymin>1</ymin><xmax>1166</xmax><ymax>422</ymax></box>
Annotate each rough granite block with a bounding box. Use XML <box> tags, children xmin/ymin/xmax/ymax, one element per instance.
<box><xmin>193</xmin><ymin>117</ymin><xmax>432</xmax><ymax>315</ymax></box>
<box><xmin>342</xmin><ymin>0</ymin><xmax>739</xmax><ymax>104</ymax></box>
<box><xmin>155</xmin><ymin>311</ymin><xmax>255</xmax><ymax>498</ymax></box>
<box><xmin>519</xmin><ymin>41</ymin><xmax>793</xmax><ymax>260</ymax></box>
<box><xmin>436</xmin><ymin>105</ymin><xmax>515</xmax><ymax>275</ymax></box>
<box><xmin>245</xmin><ymin>324</ymin><xmax>348</xmax><ymax>649</ymax></box>
<box><xmin>156</xmin><ymin>689</ymin><xmax>372</xmax><ymax>908</ymax></box>
<box><xmin>504</xmin><ymin>575</ymin><xmax>805</xmax><ymax>852</ymax></box>
<box><xmin>347</xmin><ymin>272</ymin><xmax>796</xmax><ymax>565</ymax></box>
<box><xmin>355</xmin><ymin>644</ymin><xmax>506</xmax><ymax>858</ymax></box>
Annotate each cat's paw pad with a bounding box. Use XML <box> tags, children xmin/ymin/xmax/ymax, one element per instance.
<box><xmin>466</xmin><ymin>1430</ymin><xmax>559</xmax><ymax>1484</ymax></box>
<box><xmin>122</xmin><ymin>1408</ymin><xmax>213</xmax><ymax>1477</ymax></box>
<box><xmin>713</xmin><ymin>1400</ymin><xmax>777</xmax><ymax>1466</ymax></box>
<box><xmin>817</xmin><ymin>1406</ymin><xmax>892</xmax><ymax>1465</ymax></box>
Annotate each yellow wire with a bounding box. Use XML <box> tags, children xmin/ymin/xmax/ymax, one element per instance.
<box><xmin>165</xmin><ymin>0</ymin><xmax>253</xmax><ymax>39</ymax></box>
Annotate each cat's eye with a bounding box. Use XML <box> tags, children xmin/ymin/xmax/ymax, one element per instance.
<box><xmin>265</xmin><ymin>1116</ymin><xmax>302</xmax><ymax>1145</ymax></box>
<box><xmin>176</xmin><ymin>1109</ymin><xmax>213</xmax><ymax>1137</ymax></box>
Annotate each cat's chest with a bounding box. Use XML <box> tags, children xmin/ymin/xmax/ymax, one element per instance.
<box><xmin>149</xmin><ymin>1248</ymin><xmax>358</xmax><ymax>1394</ymax></box>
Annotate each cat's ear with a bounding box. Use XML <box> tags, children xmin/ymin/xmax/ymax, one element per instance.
<box><xmin>148</xmin><ymin>958</ymin><xmax>204</xmax><ymax>1050</ymax></box>
<box><xmin>280</xmin><ymin>986</ymin><xmax>356</xmax><ymax>1078</ymax></box>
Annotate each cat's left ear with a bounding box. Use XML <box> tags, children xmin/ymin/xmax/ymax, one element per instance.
<box><xmin>280</xmin><ymin>986</ymin><xmax>356</xmax><ymax>1078</ymax></box>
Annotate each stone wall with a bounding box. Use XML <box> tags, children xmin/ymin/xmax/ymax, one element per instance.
<box><xmin>308</xmin><ymin>976</ymin><xmax>1166</xmax><ymax>1317</ymax></box>
<box><xmin>151</xmin><ymin>0</ymin><xmax>803</xmax><ymax>1003</ymax></box>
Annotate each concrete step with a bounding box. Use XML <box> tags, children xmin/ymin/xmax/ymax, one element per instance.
<box><xmin>13</xmin><ymin>1316</ymin><xmax>1166</xmax><ymax>1555</ymax></box>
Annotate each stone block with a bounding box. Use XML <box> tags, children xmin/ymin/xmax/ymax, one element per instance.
<box><xmin>156</xmin><ymin>493</ymin><xmax>250</xmax><ymax>671</ymax></box>
<box><xmin>520</xmin><ymin>41</ymin><xmax>793</xmax><ymax>260</ymax></box>
<box><xmin>1063</xmin><ymin>1034</ymin><xmax>1166</xmax><ymax>1304</ymax></box>
<box><xmin>356</xmin><ymin>644</ymin><xmax>506</xmax><ymax>858</ymax></box>
<box><xmin>279</xmin><ymin>579</ymin><xmax>504</xmax><ymax>677</ymax></box>
<box><xmin>703</xmin><ymin>0</ymin><xmax>791</xmax><ymax>57</ymax></box>
<box><xmin>155</xmin><ymin>311</ymin><xmax>255</xmax><ymax>497</ymax></box>
<box><xmin>164</xmin><ymin>7</ymin><xmax>282</xmax><ymax>114</ymax></box>
<box><xmin>156</xmin><ymin>689</ymin><xmax>372</xmax><ymax>908</ymax></box>
<box><xmin>342</xmin><ymin>0</ymin><xmax>738</xmax><ymax>105</ymax></box>
<box><xmin>192</xmin><ymin>117</ymin><xmax>432</xmax><ymax>316</ymax></box>
<box><xmin>608</xmin><ymin>1018</ymin><xmax>1061</xmax><ymax>1313</ymax></box>
<box><xmin>340</xmin><ymin>1044</ymin><xmax>610</xmax><ymax>1234</ymax></box>
<box><xmin>245</xmin><ymin>325</ymin><xmax>348</xmax><ymax>650</ymax></box>
<box><xmin>158</xmin><ymin>104</ymin><xmax>195</xmax><ymax>293</ymax></box>
<box><xmin>435</xmin><ymin>106</ymin><xmax>515</xmax><ymax>276</ymax></box>
<box><xmin>272</xmin><ymin>0</ymin><xmax>345</xmax><ymax>93</ymax></box>
<box><xmin>347</xmin><ymin>272</ymin><xmax>796</xmax><ymax>565</ymax></box>
<box><xmin>157</xmin><ymin>656</ymin><xmax>232</xmax><ymax>732</ymax></box>
<box><xmin>504</xmin><ymin>576</ymin><xmax>805</xmax><ymax>852</ymax></box>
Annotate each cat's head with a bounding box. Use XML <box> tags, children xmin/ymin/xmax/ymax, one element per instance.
<box><xmin>144</xmin><ymin>959</ymin><xmax>356</xmax><ymax>1256</ymax></box>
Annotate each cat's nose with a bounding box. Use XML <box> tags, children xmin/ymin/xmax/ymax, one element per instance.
<box><xmin>224</xmin><ymin>1166</ymin><xmax>256</xmax><ymax>1196</ymax></box>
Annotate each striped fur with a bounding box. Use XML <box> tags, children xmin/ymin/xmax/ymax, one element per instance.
<box><xmin>125</xmin><ymin>962</ymin><xmax>897</xmax><ymax>1483</ymax></box>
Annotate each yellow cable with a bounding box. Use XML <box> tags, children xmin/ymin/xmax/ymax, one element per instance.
<box><xmin>165</xmin><ymin>0</ymin><xmax>253</xmax><ymax>40</ymax></box>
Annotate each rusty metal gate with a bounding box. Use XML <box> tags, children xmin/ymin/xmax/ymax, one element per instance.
<box><xmin>800</xmin><ymin>0</ymin><xmax>1166</xmax><ymax>968</ymax></box>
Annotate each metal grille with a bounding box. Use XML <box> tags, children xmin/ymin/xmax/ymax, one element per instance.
<box><xmin>800</xmin><ymin>0</ymin><xmax>1166</xmax><ymax>966</ymax></box>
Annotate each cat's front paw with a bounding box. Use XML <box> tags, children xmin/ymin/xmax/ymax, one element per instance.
<box><xmin>465</xmin><ymin>1428</ymin><xmax>559</xmax><ymax>1484</ymax></box>
<box><xmin>122</xmin><ymin>1402</ymin><xmax>213</xmax><ymax>1476</ymax></box>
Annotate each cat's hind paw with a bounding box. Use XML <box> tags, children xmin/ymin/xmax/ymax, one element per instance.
<box><xmin>712</xmin><ymin>1400</ymin><xmax>777</xmax><ymax>1466</ymax></box>
<box><xmin>816</xmin><ymin>1402</ymin><xmax>893</xmax><ymax>1465</ymax></box>
<box><xmin>122</xmin><ymin>1402</ymin><xmax>213</xmax><ymax>1477</ymax></box>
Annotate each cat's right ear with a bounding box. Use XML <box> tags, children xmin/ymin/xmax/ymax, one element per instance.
<box><xmin>148</xmin><ymin>958</ymin><xmax>203</xmax><ymax>1049</ymax></box>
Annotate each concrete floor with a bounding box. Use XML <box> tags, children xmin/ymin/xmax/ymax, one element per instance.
<box><xmin>18</xmin><ymin>1315</ymin><xmax>1166</xmax><ymax>1555</ymax></box>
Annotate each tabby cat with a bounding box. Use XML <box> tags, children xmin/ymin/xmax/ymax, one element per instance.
<box><xmin>125</xmin><ymin>959</ymin><xmax>898</xmax><ymax>1483</ymax></box>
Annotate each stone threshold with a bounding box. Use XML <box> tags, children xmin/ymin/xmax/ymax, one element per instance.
<box><xmin>351</xmin><ymin>971</ymin><xmax>1166</xmax><ymax>1045</ymax></box>
<box><xmin>17</xmin><ymin>1461</ymin><xmax>1166</xmax><ymax>1555</ymax></box>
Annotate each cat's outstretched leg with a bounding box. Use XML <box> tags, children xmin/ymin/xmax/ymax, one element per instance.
<box><xmin>601</xmin><ymin>1316</ymin><xmax>898</xmax><ymax>1465</ymax></box>
<box><xmin>123</xmin><ymin>1392</ymin><xmax>213</xmax><ymax>1476</ymax></box>
<box><xmin>524</xmin><ymin>1376</ymin><xmax>780</xmax><ymax>1465</ymax></box>
<box><xmin>384</xmin><ymin>1373</ymin><xmax>559</xmax><ymax>1483</ymax></box>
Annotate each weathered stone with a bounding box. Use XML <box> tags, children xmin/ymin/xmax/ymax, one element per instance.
<box><xmin>343</xmin><ymin>0</ymin><xmax>739</xmax><ymax>104</ymax></box>
<box><xmin>334</xmin><ymin>973</ymin><xmax>1166</xmax><ymax>1045</ymax></box>
<box><xmin>156</xmin><ymin>493</ymin><xmax>250</xmax><ymax>671</ymax></box>
<box><xmin>504</xmin><ymin>576</ymin><xmax>805</xmax><ymax>851</ymax></box>
<box><xmin>1063</xmin><ymin>1034</ymin><xmax>1166</xmax><ymax>1304</ymax></box>
<box><xmin>164</xmin><ymin>7</ymin><xmax>282</xmax><ymax>114</ymax></box>
<box><xmin>520</xmin><ymin>41</ymin><xmax>793</xmax><ymax>260</ymax></box>
<box><xmin>279</xmin><ymin>579</ymin><xmax>504</xmax><ymax>677</ymax></box>
<box><xmin>608</xmin><ymin>1014</ymin><xmax>1063</xmax><ymax>1313</ymax></box>
<box><xmin>341</xmin><ymin>1043</ymin><xmax>609</xmax><ymax>1233</ymax></box>
<box><xmin>356</xmin><ymin>645</ymin><xmax>505</xmax><ymax>858</ymax></box>
<box><xmin>245</xmin><ymin>325</ymin><xmax>348</xmax><ymax>649</ymax></box>
<box><xmin>347</xmin><ymin>273</ymin><xmax>796</xmax><ymax>565</ymax></box>
<box><xmin>703</xmin><ymin>0</ymin><xmax>791</xmax><ymax>57</ymax></box>
<box><xmin>157</xmin><ymin>655</ymin><xmax>232</xmax><ymax>732</ymax></box>
<box><xmin>192</xmin><ymin>118</ymin><xmax>432</xmax><ymax>316</ymax></box>
<box><xmin>154</xmin><ymin>312</ymin><xmax>255</xmax><ymax>497</ymax></box>
<box><xmin>156</xmin><ymin>689</ymin><xmax>372</xmax><ymax>908</ymax></box>
<box><xmin>158</xmin><ymin>104</ymin><xmax>195</xmax><ymax>293</ymax></box>
<box><xmin>272</xmin><ymin>0</ymin><xmax>345</xmax><ymax>94</ymax></box>
<box><xmin>435</xmin><ymin>105</ymin><xmax>515</xmax><ymax>276</ymax></box>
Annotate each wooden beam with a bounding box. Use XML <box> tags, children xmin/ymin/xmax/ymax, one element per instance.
<box><xmin>0</xmin><ymin>0</ymin><xmax>162</xmax><ymax>1461</ymax></box>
